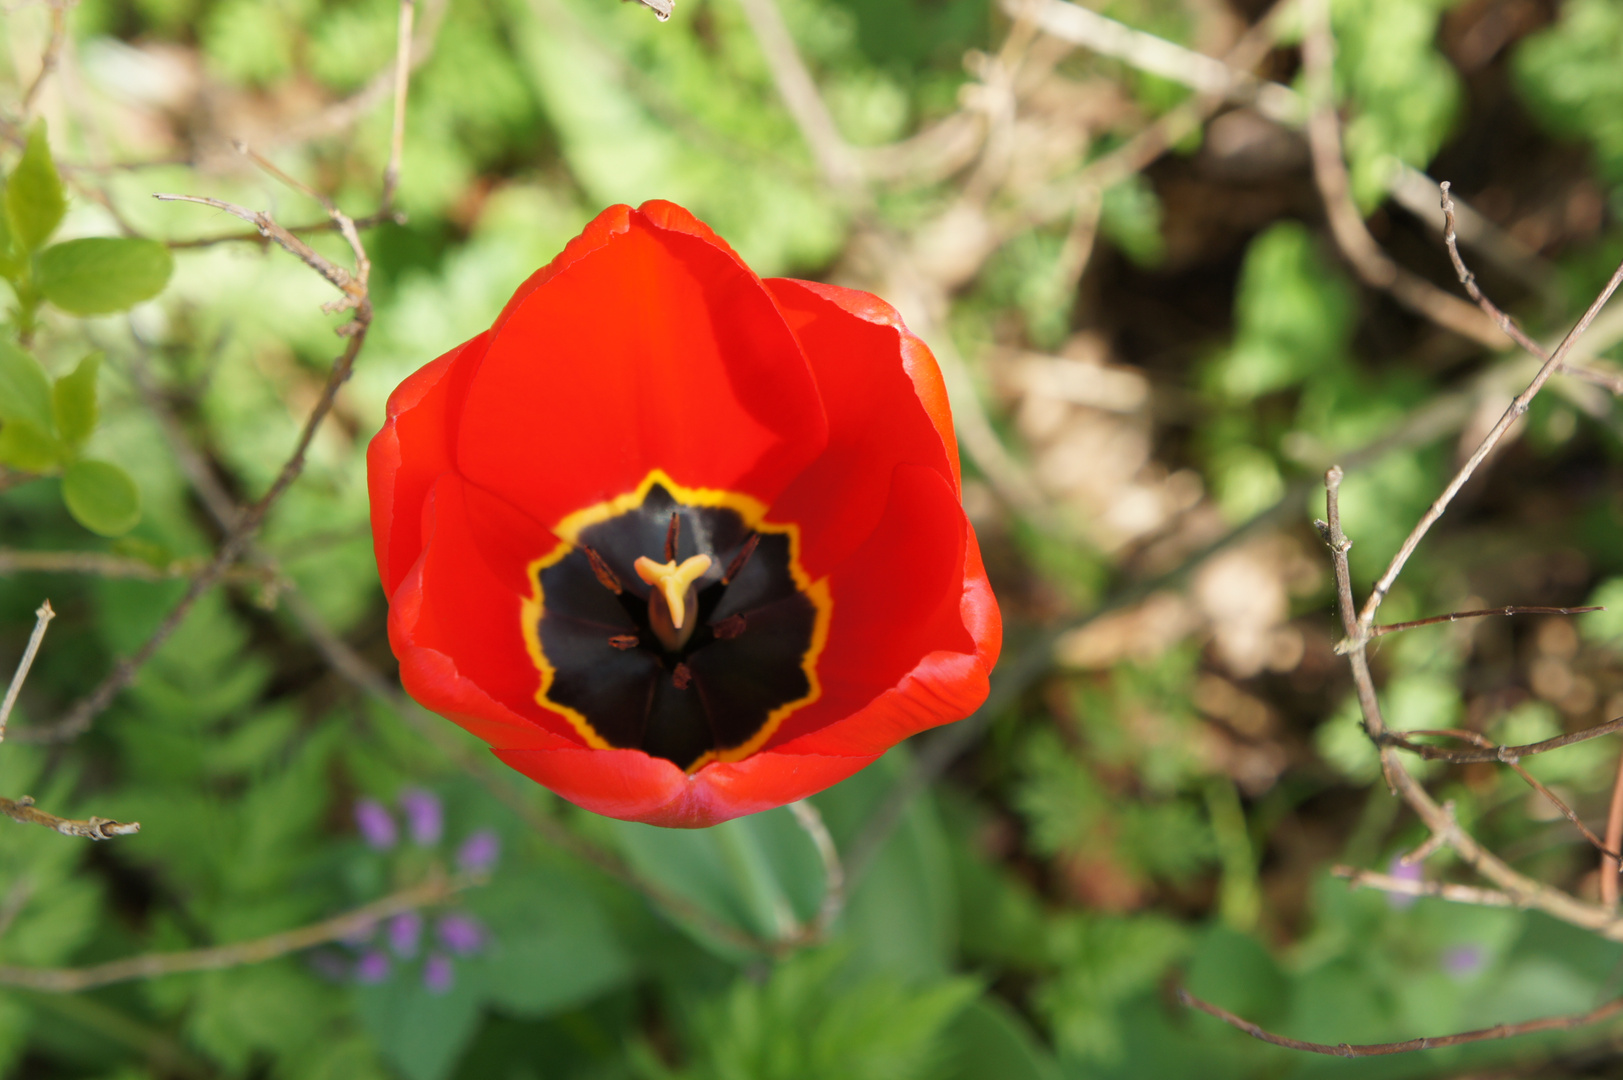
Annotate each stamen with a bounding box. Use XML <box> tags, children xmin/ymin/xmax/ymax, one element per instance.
<box><xmin>635</xmin><ymin>553</ymin><xmax>713</xmax><ymax>633</ymax></box>
<box><xmin>713</xmin><ymin>614</ymin><xmax>746</xmax><ymax>640</ymax></box>
<box><xmin>722</xmin><ymin>534</ymin><xmax>759</xmax><ymax>585</ymax></box>
<box><xmin>584</xmin><ymin>547</ymin><xmax>622</xmax><ymax>594</ymax></box>
<box><xmin>664</xmin><ymin>512</ymin><xmax>680</xmax><ymax>563</ymax></box>
<box><xmin>608</xmin><ymin>634</ymin><xmax>639</xmax><ymax>650</ymax></box>
<box><xmin>672</xmin><ymin>662</ymin><xmax>692</xmax><ymax>690</ymax></box>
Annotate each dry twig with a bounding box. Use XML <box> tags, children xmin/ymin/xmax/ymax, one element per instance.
<box><xmin>1365</xmin><ymin>605</ymin><xmax>1601</xmax><ymax>642</ymax></box>
<box><xmin>0</xmin><ymin>870</ymin><xmax>480</xmax><ymax>992</ymax></box>
<box><xmin>0</xmin><ymin>796</ymin><xmax>139</xmax><ymax>840</ymax></box>
<box><xmin>18</xmin><ymin>0</ymin><xmax>69</xmax><ymax>122</ymax></box>
<box><xmin>786</xmin><ymin>799</ymin><xmax>846</xmax><ymax>944</ymax></box>
<box><xmin>1334</xmin><ymin>865</ymin><xmax>1518</xmax><ymax>908</ymax></box>
<box><xmin>1179</xmin><ymin>988</ymin><xmax>1623</xmax><ymax>1057</ymax></box>
<box><xmin>0</xmin><ymin>600</ymin><xmax>53</xmax><ymax>743</ymax></box>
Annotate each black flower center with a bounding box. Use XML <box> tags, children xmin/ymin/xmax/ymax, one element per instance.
<box><xmin>523</xmin><ymin>473</ymin><xmax>828</xmax><ymax>772</ymax></box>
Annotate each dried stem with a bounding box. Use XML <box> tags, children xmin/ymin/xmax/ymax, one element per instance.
<box><xmin>786</xmin><ymin>800</ymin><xmax>845</xmax><ymax>944</ymax></box>
<box><xmin>19</xmin><ymin>0</ymin><xmax>69</xmax><ymax>121</ymax></box>
<box><xmin>0</xmin><ymin>795</ymin><xmax>138</xmax><ymax>840</ymax></box>
<box><xmin>1179</xmin><ymin>988</ymin><xmax>1623</xmax><ymax>1057</ymax></box>
<box><xmin>0</xmin><ymin>870</ymin><xmax>479</xmax><ymax>992</ymax></box>
<box><xmin>1299</xmin><ymin>0</ymin><xmax>1508</xmax><ymax>350</ymax></box>
<box><xmin>1365</xmin><ymin>605</ymin><xmax>1601</xmax><ymax>642</ymax></box>
<box><xmin>1377</xmin><ymin>717</ymin><xmax>1623</xmax><ymax>765</ymax></box>
<box><xmin>1333</xmin><ymin>865</ymin><xmax>1518</xmax><ymax>908</ymax></box>
<box><xmin>0</xmin><ymin>548</ymin><xmax>277</xmax><ymax>585</ymax></box>
<box><xmin>0</xmin><ymin>600</ymin><xmax>53</xmax><ymax>742</ymax></box>
<box><xmin>1606</xmin><ymin>750</ymin><xmax>1623</xmax><ymax>907</ymax></box>
<box><xmin>381</xmin><ymin>0</ymin><xmax>416</xmax><ymax>212</ymax></box>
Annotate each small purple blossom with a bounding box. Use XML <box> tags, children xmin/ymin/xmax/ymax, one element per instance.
<box><xmin>354</xmin><ymin>950</ymin><xmax>392</xmax><ymax>984</ymax></box>
<box><xmin>1442</xmin><ymin>944</ymin><xmax>1486</xmax><ymax>979</ymax></box>
<box><xmin>354</xmin><ymin>799</ymin><xmax>398</xmax><ymax>850</ymax></box>
<box><xmin>389</xmin><ymin>911</ymin><xmax>423</xmax><ymax>958</ymax></box>
<box><xmin>436</xmin><ymin>913</ymin><xmax>485</xmax><ymax>956</ymax></box>
<box><xmin>399</xmin><ymin>789</ymin><xmax>444</xmax><ymax>846</ymax></box>
<box><xmin>424</xmin><ymin>953</ymin><xmax>455</xmax><ymax>995</ymax></box>
<box><xmin>1386</xmin><ymin>855</ymin><xmax>1423</xmax><ymax>910</ymax></box>
<box><xmin>457</xmin><ymin>829</ymin><xmax>501</xmax><ymax>874</ymax></box>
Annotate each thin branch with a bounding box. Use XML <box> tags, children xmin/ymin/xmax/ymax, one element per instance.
<box><xmin>165</xmin><ymin>210</ymin><xmax>396</xmax><ymax>251</ymax></box>
<box><xmin>1179</xmin><ymin>988</ymin><xmax>1623</xmax><ymax>1057</ymax></box>
<box><xmin>1377</xmin><ymin>717</ymin><xmax>1623</xmax><ymax>765</ymax></box>
<box><xmin>1299</xmin><ymin>0</ymin><xmax>1508</xmax><ymax>350</ymax></box>
<box><xmin>0</xmin><ymin>548</ymin><xmax>277</xmax><ymax>585</ymax></box>
<box><xmin>18</xmin><ymin>0</ymin><xmax>69</xmax><ymax>122</ymax></box>
<box><xmin>1334</xmin><ymin>864</ymin><xmax>1518</xmax><ymax>907</ymax></box>
<box><xmin>1322</xmin><ymin>471</ymin><xmax>1623</xmax><ymax>938</ymax></box>
<box><xmin>381</xmin><ymin>0</ymin><xmax>416</xmax><ymax>211</ymax></box>
<box><xmin>151</xmin><ymin>195</ymin><xmax>366</xmax><ymax>315</ymax></box>
<box><xmin>786</xmin><ymin>800</ymin><xmax>845</xmax><ymax>943</ymax></box>
<box><xmin>733</xmin><ymin>0</ymin><xmax>861</xmax><ymax>192</ymax></box>
<box><xmin>1364</xmin><ymin>605</ymin><xmax>1602</xmax><ymax>642</ymax></box>
<box><xmin>0</xmin><ymin>796</ymin><xmax>138</xmax><ymax>840</ymax></box>
<box><xmin>0</xmin><ymin>870</ymin><xmax>479</xmax><ymax>992</ymax></box>
<box><xmin>0</xmin><ymin>600</ymin><xmax>53</xmax><ymax>742</ymax></box>
<box><xmin>1607</xmin><ymin>749</ymin><xmax>1623</xmax><ymax>907</ymax></box>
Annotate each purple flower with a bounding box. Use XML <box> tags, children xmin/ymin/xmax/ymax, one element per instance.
<box><xmin>424</xmin><ymin>952</ymin><xmax>454</xmax><ymax>995</ymax></box>
<box><xmin>388</xmin><ymin>911</ymin><xmax>423</xmax><ymax>958</ymax></box>
<box><xmin>1386</xmin><ymin>855</ymin><xmax>1423</xmax><ymax>910</ymax></box>
<box><xmin>399</xmin><ymin>789</ymin><xmax>444</xmax><ymax>846</ymax></box>
<box><xmin>354</xmin><ymin>799</ymin><xmax>398</xmax><ymax>850</ymax></box>
<box><xmin>1442</xmin><ymin>944</ymin><xmax>1485</xmax><ymax>979</ymax></box>
<box><xmin>436</xmin><ymin>913</ymin><xmax>485</xmax><ymax>956</ymax></box>
<box><xmin>456</xmin><ymin>829</ymin><xmax>501</xmax><ymax>874</ymax></box>
<box><xmin>354</xmin><ymin>950</ymin><xmax>391</xmax><ymax>984</ymax></box>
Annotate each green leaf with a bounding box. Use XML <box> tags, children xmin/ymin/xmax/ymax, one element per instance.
<box><xmin>939</xmin><ymin>998</ymin><xmax>1061</xmax><ymax>1080</ymax></box>
<box><xmin>355</xmin><ymin>960</ymin><xmax>485</xmax><ymax>1080</ymax></box>
<box><xmin>0</xmin><ymin>339</ymin><xmax>54</xmax><ymax>432</ymax></box>
<box><xmin>5</xmin><ymin>121</ymin><xmax>66</xmax><ymax>252</ymax></box>
<box><xmin>61</xmin><ymin>459</ymin><xmax>141</xmax><ymax>536</ymax></box>
<box><xmin>0</xmin><ymin>417</ymin><xmax>64</xmax><ymax>472</ymax></box>
<box><xmin>52</xmin><ymin>352</ymin><xmax>100</xmax><ymax>449</ymax></box>
<box><xmin>36</xmin><ymin>237</ymin><xmax>174</xmax><ymax>315</ymax></box>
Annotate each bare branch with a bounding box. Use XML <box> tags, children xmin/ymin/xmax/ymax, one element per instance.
<box><xmin>1606</xmin><ymin>749</ymin><xmax>1623</xmax><ymax>910</ymax></box>
<box><xmin>0</xmin><ymin>795</ymin><xmax>138</xmax><ymax>840</ymax></box>
<box><xmin>1334</xmin><ymin>864</ymin><xmax>1517</xmax><ymax>907</ymax></box>
<box><xmin>0</xmin><ymin>870</ymin><xmax>479</xmax><ymax>992</ymax></box>
<box><xmin>1377</xmin><ymin>717</ymin><xmax>1623</xmax><ymax>765</ymax></box>
<box><xmin>733</xmin><ymin>0</ymin><xmax>860</xmax><ymax>191</ymax></box>
<box><xmin>151</xmin><ymin>195</ymin><xmax>365</xmax><ymax>314</ymax></box>
<box><xmin>1363</xmin><ymin>605</ymin><xmax>1602</xmax><ymax>643</ymax></box>
<box><xmin>0</xmin><ymin>600</ymin><xmax>53</xmax><ymax>742</ymax></box>
<box><xmin>165</xmin><ymin>210</ymin><xmax>396</xmax><ymax>251</ymax></box>
<box><xmin>382</xmin><ymin>0</ymin><xmax>416</xmax><ymax>212</ymax></box>
<box><xmin>1299</xmin><ymin>0</ymin><xmax>1508</xmax><ymax>350</ymax></box>
<box><xmin>19</xmin><ymin>0</ymin><xmax>69</xmax><ymax>122</ymax></box>
<box><xmin>0</xmin><ymin>548</ymin><xmax>277</xmax><ymax>585</ymax></box>
<box><xmin>1179</xmin><ymin>988</ymin><xmax>1623</xmax><ymax>1057</ymax></box>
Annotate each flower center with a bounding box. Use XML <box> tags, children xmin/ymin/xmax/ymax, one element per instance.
<box><xmin>522</xmin><ymin>472</ymin><xmax>831</xmax><ymax>772</ymax></box>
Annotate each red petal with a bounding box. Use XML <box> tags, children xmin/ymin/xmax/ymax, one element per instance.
<box><xmin>493</xmin><ymin>744</ymin><xmax>880</xmax><ymax>827</ymax></box>
<box><xmin>766</xmin><ymin>463</ymin><xmax>1000</xmax><ymax>754</ymax></box>
<box><xmin>763</xmin><ymin>279</ymin><xmax>959</xmax><ymax>579</ymax></box>
<box><xmin>389</xmin><ymin>472</ymin><xmax>580</xmax><ymax>747</ymax></box>
<box><xmin>456</xmin><ymin>206</ymin><xmax>826</xmax><ymax>532</ymax></box>
<box><xmin>367</xmin><ymin>331</ymin><xmax>490</xmax><ymax>597</ymax></box>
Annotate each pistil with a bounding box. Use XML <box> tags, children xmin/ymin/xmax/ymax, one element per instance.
<box><xmin>635</xmin><ymin>553</ymin><xmax>712</xmax><ymax>650</ymax></box>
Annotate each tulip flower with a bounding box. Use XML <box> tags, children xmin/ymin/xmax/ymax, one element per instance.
<box><xmin>368</xmin><ymin>201</ymin><xmax>1000</xmax><ymax>827</ymax></box>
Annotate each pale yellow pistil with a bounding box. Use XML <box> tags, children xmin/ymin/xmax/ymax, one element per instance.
<box><xmin>635</xmin><ymin>553</ymin><xmax>712</xmax><ymax>650</ymax></box>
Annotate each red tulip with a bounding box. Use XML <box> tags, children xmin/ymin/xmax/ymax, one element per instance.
<box><xmin>367</xmin><ymin>201</ymin><xmax>1001</xmax><ymax>827</ymax></box>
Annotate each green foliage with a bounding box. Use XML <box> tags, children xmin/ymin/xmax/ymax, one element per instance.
<box><xmin>61</xmin><ymin>458</ymin><xmax>142</xmax><ymax>536</ymax></box>
<box><xmin>5</xmin><ymin>121</ymin><xmax>67</xmax><ymax>254</ymax></box>
<box><xmin>36</xmin><ymin>238</ymin><xmax>174</xmax><ymax>315</ymax></box>
<box><xmin>1515</xmin><ymin>0</ymin><xmax>1623</xmax><ymax>188</ymax></box>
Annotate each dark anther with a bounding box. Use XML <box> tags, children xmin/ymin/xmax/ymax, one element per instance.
<box><xmin>608</xmin><ymin>634</ymin><xmax>639</xmax><ymax>650</ymax></box>
<box><xmin>672</xmin><ymin>662</ymin><xmax>693</xmax><ymax>690</ymax></box>
<box><xmin>664</xmin><ymin>512</ymin><xmax>680</xmax><ymax>563</ymax></box>
<box><xmin>713</xmin><ymin>614</ymin><xmax>746</xmax><ymax>640</ymax></box>
<box><xmin>584</xmin><ymin>547</ymin><xmax>623</xmax><ymax>594</ymax></box>
<box><xmin>722</xmin><ymin>533</ymin><xmax>759</xmax><ymax>585</ymax></box>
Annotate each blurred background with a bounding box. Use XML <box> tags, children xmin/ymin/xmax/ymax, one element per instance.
<box><xmin>5</xmin><ymin>0</ymin><xmax>1623</xmax><ymax>1076</ymax></box>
